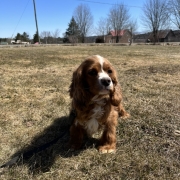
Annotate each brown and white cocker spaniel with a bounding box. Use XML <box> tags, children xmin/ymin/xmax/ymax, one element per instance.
<box><xmin>69</xmin><ymin>55</ymin><xmax>129</xmax><ymax>153</ymax></box>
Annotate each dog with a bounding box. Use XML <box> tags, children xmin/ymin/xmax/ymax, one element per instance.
<box><xmin>69</xmin><ymin>55</ymin><xmax>129</xmax><ymax>153</ymax></box>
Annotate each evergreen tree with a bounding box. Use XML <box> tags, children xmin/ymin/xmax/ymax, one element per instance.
<box><xmin>14</xmin><ymin>32</ymin><xmax>30</xmax><ymax>42</ymax></box>
<box><xmin>22</xmin><ymin>32</ymin><xmax>29</xmax><ymax>41</ymax></box>
<box><xmin>15</xmin><ymin>33</ymin><xmax>22</xmax><ymax>41</ymax></box>
<box><xmin>33</xmin><ymin>32</ymin><xmax>39</xmax><ymax>43</ymax></box>
<box><xmin>63</xmin><ymin>17</ymin><xmax>80</xmax><ymax>43</ymax></box>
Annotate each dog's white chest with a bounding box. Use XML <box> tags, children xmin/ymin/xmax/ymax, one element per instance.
<box><xmin>85</xmin><ymin>98</ymin><xmax>106</xmax><ymax>136</ymax></box>
<box><xmin>86</xmin><ymin>118</ymin><xmax>99</xmax><ymax>136</ymax></box>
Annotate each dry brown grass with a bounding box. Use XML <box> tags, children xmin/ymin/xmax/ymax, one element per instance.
<box><xmin>0</xmin><ymin>45</ymin><xmax>180</xmax><ymax>179</ymax></box>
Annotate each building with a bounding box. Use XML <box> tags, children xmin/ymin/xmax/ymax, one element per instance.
<box><xmin>84</xmin><ymin>30</ymin><xmax>132</xmax><ymax>43</ymax></box>
<box><xmin>105</xmin><ymin>30</ymin><xmax>131</xmax><ymax>43</ymax></box>
<box><xmin>172</xmin><ymin>30</ymin><xmax>180</xmax><ymax>42</ymax></box>
<box><xmin>0</xmin><ymin>42</ymin><xmax>8</xmax><ymax>45</ymax></box>
<box><xmin>134</xmin><ymin>29</ymin><xmax>178</xmax><ymax>43</ymax></box>
<box><xmin>148</xmin><ymin>30</ymin><xmax>175</xmax><ymax>42</ymax></box>
<box><xmin>133</xmin><ymin>33</ymin><xmax>151</xmax><ymax>43</ymax></box>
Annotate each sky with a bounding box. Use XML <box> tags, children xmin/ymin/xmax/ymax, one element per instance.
<box><xmin>0</xmin><ymin>0</ymin><xmax>144</xmax><ymax>39</ymax></box>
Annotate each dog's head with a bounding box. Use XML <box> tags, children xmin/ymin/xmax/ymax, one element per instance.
<box><xmin>69</xmin><ymin>55</ymin><xmax>119</xmax><ymax>108</ymax></box>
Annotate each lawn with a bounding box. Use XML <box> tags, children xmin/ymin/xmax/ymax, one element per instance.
<box><xmin>0</xmin><ymin>45</ymin><xmax>180</xmax><ymax>179</ymax></box>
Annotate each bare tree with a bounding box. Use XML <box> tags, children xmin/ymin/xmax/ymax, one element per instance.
<box><xmin>169</xmin><ymin>0</ymin><xmax>180</xmax><ymax>29</ymax></box>
<box><xmin>40</xmin><ymin>31</ymin><xmax>49</xmax><ymax>44</ymax></box>
<box><xmin>52</xmin><ymin>29</ymin><xmax>60</xmax><ymax>44</ymax></box>
<box><xmin>108</xmin><ymin>3</ymin><xmax>130</xmax><ymax>43</ymax></box>
<box><xmin>96</xmin><ymin>17</ymin><xmax>110</xmax><ymax>36</ymax></box>
<box><xmin>73</xmin><ymin>4</ymin><xmax>93</xmax><ymax>43</ymax></box>
<box><xmin>128</xmin><ymin>19</ymin><xmax>138</xmax><ymax>45</ymax></box>
<box><xmin>40</xmin><ymin>31</ymin><xmax>51</xmax><ymax>44</ymax></box>
<box><xmin>141</xmin><ymin>0</ymin><xmax>170</xmax><ymax>44</ymax></box>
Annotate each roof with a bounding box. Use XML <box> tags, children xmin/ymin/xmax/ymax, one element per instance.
<box><xmin>108</xmin><ymin>30</ymin><xmax>126</xmax><ymax>36</ymax></box>
<box><xmin>148</xmin><ymin>30</ymin><xmax>174</xmax><ymax>39</ymax></box>
<box><xmin>157</xmin><ymin>30</ymin><xmax>173</xmax><ymax>38</ymax></box>
<box><xmin>134</xmin><ymin>29</ymin><xmax>179</xmax><ymax>41</ymax></box>
<box><xmin>134</xmin><ymin>33</ymin><xmax>150</xmax><ymax>39</ymax></box>
<box><xmin>173</xmin><ymin>30</ymin><xmax>180</xmax><ymax>37</ymax></box>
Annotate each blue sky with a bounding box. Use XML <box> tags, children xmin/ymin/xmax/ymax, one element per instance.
<box><xmin>0</xmin><ymin>0</ymin><xmax>144</xmax><ymax>38</ymax></box>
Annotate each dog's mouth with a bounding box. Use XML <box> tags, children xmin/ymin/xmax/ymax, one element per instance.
<box><xmin>99</xmin><ymin>86</ymin><xmax>112</xmax><ymax>95</ymax></box>
<box><xmin>99</xmin><ymin>89</ymin><xmax>109</xmax><ymax>95</ymax></box>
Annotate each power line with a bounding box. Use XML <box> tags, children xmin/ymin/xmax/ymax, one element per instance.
<box><xmin>77</xmin><ymin>0</ymin><xmax>142</xmax><ymax>8</ymax></box>
<box><xmin>11</xmin><ymin>0</ymin><xmax>30</xmax><ymax>39</ymax></box>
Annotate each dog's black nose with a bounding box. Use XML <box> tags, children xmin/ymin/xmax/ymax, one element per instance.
<box><xmin>101</xmin><ymin>77</ymin><xmax>111</xmax><ymax>87</ymax></box>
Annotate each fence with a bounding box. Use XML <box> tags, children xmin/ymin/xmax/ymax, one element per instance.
<box><xmin>0</xmin><ymin>42</ymin><xmax>180</xmax><ymax>48</ymax></box>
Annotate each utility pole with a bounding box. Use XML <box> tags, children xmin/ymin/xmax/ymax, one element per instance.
<box><xmin>33</xmin><ymin>0</ymin><xmax>40</xmax><ymax>43</ymax></box>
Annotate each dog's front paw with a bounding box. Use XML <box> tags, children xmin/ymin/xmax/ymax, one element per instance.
<box><xmin>120</xmin><ymin>112</ymin><xmax>130</xmax><ymax>119</ymax></box>
<box><xmin>98</xmin><ymin>146</ymin><xmax>116</xmax><ymax>154</ymax></box>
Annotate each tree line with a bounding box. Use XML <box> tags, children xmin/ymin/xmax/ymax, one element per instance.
<box><xmin>8</xmin><ymin>29</ymin><xmax>61</xmax><ymax>44</ymax></box>
<box><xmin>63</xmin><ymin>0</ymin><xmax>180</xmax><ymax>44</ymax></box>
<box><xmin>7</xmin><ymin>0</ymin><xmax>180</xmax><ymax>44</ymax></box>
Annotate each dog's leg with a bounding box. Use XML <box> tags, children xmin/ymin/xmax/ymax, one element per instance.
<box><xmin>118</xmin><ymin>103</ymin><xmax>130</xmax><ymax>119</ymax></box>
<box><xmin>98</xmin><ymin>116</ymin><xmax>117</xmax><ymax>153</ymax></box>
<box><xmin>69</xmin><ymin>122</ymin><xmax>84</xmax><ymax>150</ymax></box>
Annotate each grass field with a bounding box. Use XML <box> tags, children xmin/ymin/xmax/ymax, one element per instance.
<box><xmin>0</xmin><ymin>45</ymin><xmax>180</xmax><ymax>179</ymax></box>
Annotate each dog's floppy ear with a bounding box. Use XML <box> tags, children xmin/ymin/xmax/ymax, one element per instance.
<box><xmin>109</xmin><ymin>66</ymin><xmax>123</xmax><ymax>106</ymax></box>
<box><xmin>109</xmin><ymin>70</ymin><xmax>130</xmax><ymax>118</ymax></box>
<box><xmin>110</xmin><ymin>83</ymin><xmax>122</xmax><ymax>106</ymax></box>
<box><xmin>69</xmin><ymin>66</ymin><xmax>89</xmax><ymax>110</ymax></box>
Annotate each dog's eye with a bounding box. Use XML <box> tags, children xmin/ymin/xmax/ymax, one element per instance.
<box><xmin>107</xmin><ymin>69</ymin><xmax>112</xmax><ymax>74</ymax></box>
<box><xmin>88</xmin><ymin>69</ymin><xmax>97</xmax><ymax>76</ymax></box>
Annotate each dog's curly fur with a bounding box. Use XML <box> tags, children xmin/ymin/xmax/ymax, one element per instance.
<box><xmin>69</xmin><ymin>55</ymin><xmax>129</xmax><ymax>153</ymax></box>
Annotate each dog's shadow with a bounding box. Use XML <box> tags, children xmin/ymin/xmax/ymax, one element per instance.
<box><xmin>5</xmin><ymin>115</ymin><xmax>98</xmax><ymax>174</ymax></box>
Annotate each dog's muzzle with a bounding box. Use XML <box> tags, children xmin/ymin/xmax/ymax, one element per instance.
<box><xmin>100</xmin><ymin>77</ymin><xmax>112</xmax><ymax>87</ymax></box>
